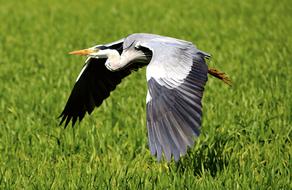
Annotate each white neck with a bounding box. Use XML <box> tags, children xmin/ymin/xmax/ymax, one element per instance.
<box><xmin>95</xmin><ymin>49</ymin><xmax>146</xmax><ymax>71</ymax></box>
<box><xmin>95</xmin><ymin>49</ymin><xmax>122</xmax><ymax>71</ymax></box>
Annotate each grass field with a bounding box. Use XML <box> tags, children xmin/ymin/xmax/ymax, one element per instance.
<box><xmin>0</xmin><ymin>0</ymin><xmax>291</xmax><ymax>189</ymax></box>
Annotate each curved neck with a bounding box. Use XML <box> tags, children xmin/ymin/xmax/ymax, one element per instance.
<box><xmin>96</xmin><ymin>49</ymin><xmax>150</xmax><ymax>71</ymax></box>
<box><xmin>96</xmin><ymin>49</ymin><xmax>122</xmax><ymax>71</ymax></box>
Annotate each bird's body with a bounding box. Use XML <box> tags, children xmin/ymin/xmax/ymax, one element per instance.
<box><xmin>60</xmin><ymin>33</ymin><xmax>230</xmax><ymax>162</ymax></box>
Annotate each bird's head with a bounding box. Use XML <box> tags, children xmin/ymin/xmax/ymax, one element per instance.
<box><xmin>69</xmin><ymin>46</ymin><xmax>122</xmax><ymax>71</ymax></box>
<box><xmin>69</xmin><ymin>43</ymin><xmax>152</xmax><ymax>71</ymax></box>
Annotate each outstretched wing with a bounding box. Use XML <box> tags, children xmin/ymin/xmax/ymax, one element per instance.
<box><xmin>59</xmin><ymin>57</ymin><xmax>131</xmax><ymax>127</ymax></box>
<box><xmin>139</xmin><ymin>38</ymin><xmax>209</xmax><ymax>161</ymax></box>
<box><xmin>59</xmin><ymin>39</ymin><xmax>130</xmax><ymax>127</ymax></box>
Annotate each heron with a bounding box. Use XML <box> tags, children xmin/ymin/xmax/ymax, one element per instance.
<box><xmin>59</xmin><ymin>33</ymin><xmax>230</xmax><ymax>162</ymax></box>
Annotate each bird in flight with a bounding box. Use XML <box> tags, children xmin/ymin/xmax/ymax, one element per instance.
<box><xmin>59</xmin><ymin>33</ymin><xmax>230</xmax><ymax>162</ymax></box>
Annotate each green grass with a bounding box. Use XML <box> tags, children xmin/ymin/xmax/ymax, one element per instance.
<box><xmin>0</xmin><ymin>0</ymin><xmax>291</xmax><ymax>189</ymax></box>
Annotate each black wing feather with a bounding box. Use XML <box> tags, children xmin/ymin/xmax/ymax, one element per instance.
<box><xmin>59</xmin><ymin>58</ymin><xmax>132</xmax><ymax>127</ymax></box>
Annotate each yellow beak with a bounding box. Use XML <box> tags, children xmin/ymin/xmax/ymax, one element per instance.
<box><xmin>69</xmin><ymin>48</ymin><xmax>99</xmax><ymax>56</ymax></box>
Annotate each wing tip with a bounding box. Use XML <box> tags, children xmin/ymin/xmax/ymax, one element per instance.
<box><xmin>153</xmin><ymin>147</ymin><xmax>192</xmax><ymax>162</ymax></box>
<box><xmin>58</xmin><ymin>113</ymin><xmax>75</xmax><ymax>128</ymax></box>
<box><xmin>58</xmin><ymin>113</ymin><xmax>66</xmax><ymax>127</ymax></box>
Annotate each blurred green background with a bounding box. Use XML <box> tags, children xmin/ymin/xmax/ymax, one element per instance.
<box><xmin>0</xmin><ymin>0</ymin><xmax>291</xmax><ymax>189</ymax></box>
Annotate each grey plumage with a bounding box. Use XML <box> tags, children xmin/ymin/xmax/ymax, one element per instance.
<box><xmin>60</xmin><ymin>33</ymin><xmax>219</xmax><ymax>162</ymax></box>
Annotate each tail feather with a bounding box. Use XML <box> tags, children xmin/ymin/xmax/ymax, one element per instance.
<box><xmin>208</xmin><ymin>68</ymin><xmax>231</xmax><ymax>86</ymax></box>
